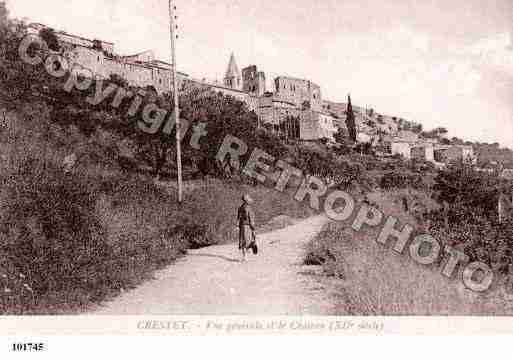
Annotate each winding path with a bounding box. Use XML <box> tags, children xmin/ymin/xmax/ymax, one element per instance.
<box><xmin>94</xmin><ymin>215</ymin><xmax>334</xmax><ymax>315</ymax></box>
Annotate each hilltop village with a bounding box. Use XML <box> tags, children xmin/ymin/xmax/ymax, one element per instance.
<box><xmin>3</xmin><ymin>5</ymin><xmax>513</xmax><ymax>318</ymax></box>
<box><xmin>27</xmin><ymin>22</ymin><xmax>477</xmax><ymax>167</ymax></box>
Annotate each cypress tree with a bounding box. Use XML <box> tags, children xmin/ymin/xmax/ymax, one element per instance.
<box><xmin>345</xmin><ymin>94</ymin><xmax>357</xmax><ymax>143</ymax></box>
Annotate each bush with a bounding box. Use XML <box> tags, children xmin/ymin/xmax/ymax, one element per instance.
<box><xmin>39</xmin><ymin>28</ymin><xmax>60</xmax><ymax>51</ymax></box>
<box><xmin>0</xmin><ymin>155</ymin><xmax>194</xmax><ymax>313</ymax></box>
<box><xmin>380</xmin><ymin>170</ymin><xmax>423</xmax><ymax>190</ymax></box>
<box><xmin>425</xmin><ymin>163</ymin><xmax>513</xmax><ymax>278</ymax></box>
<box><xmin>1</xmin><ymin>160</ymin><xmax>108</xmax><ymax>297</ymax></box>
<box><xmin>432</xmin><ymin>163</ymin><xmax>508</xmax><ymax>220</ymax></box>
<box><xmin>0</xmin><ymin>108</ymin><xmax>189</xmax><ymax>313</ymax></box>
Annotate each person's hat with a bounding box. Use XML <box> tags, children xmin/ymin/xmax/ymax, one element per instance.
<box><xmin>242</xmin><ymin>194</ymin><xmax>253</xmax><ymax>204</ymax></box>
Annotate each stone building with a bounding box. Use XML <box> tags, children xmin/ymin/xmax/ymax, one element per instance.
<box><xmin>391</xmin><ymin>141</ymin><xmax>413</xmax><ymax>159</ymax></box>
<box><xmin>29</xmin><ymin>21</ymin><xmax>342</xmax><ymax>142</ymax></box>
<box><xmin>28</xmin><ymin>23</ymin><xmax>114</xmax><ymax>54</ymax></box>
<box><xmin>274</xmin><ymin>76</ymin><xmax>323</xmax><ymax>112</ymax></box>
<box><xmin>434</xmin><ymin>145</ymin><xmax>475</xmax><ymax>164</ymax></box>
<box><xmin>242</xmin><ymin>65</ymin><xmax>266</xmax><ymax>96</ymax></box>
<box><xmin>316</xmin><ymin>112</ymin><xmax>339</xmax><ymax>141</ymax></box>
<box><xmin>203</xmin><ymin>82</ymin><xmax>259</xmax><ymax>112</ymax></box>
<box><xmin>411</xmin><ymin>144</ymin><xmax>435</xmax><ymax>162</ymax></box>
<box><xmin>120</xmin><ymin>50</ymin><xmax>156</xmax><ymax>63</ymax></box>
<box><xmin>296</xmin><ymin>111</ymin><xmax>337</xmax><ymax>141</ymax></box>
<box><xmin>28</xmin><ymin>23</ymin><xmax>190</xmax><ymax>94</ymax></box>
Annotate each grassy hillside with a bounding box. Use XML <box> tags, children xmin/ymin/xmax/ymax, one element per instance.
<box><xmin>474</xmin><ymin>143</ymin><xmax>513</xmax><ymax>168</ymax></box>
<box><xmin>304</xmin><ymin>189</ymin><xmax>513</xmax><ymax>315</ymax></box>
<box><xmin>0</xmin><ymin>108</ymin><xmax>314</xmax><ymax>314</ymax></box>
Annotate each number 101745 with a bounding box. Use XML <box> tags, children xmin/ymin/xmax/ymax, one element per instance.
<box><xmin>11</xmin><ymin>343</ymin><xmax>45</xmax><ymax>352</ymax></box>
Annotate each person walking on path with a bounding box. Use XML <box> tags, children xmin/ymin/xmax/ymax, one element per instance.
<box><xmin>237</xmin><ymin>195</ymin><xmax>256</xmax><ymax>263</ymax></box>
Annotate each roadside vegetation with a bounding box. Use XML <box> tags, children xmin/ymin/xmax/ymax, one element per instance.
<box><xmin>0</xmin><ymin>8</ymin><xmax>313</xmax><ymax>314</ymax></box>
<box><xmin>304</xmin><ymin>162</ymin><xmax>513</xmax><ymax>315</ymax></box>
<box><xmin>2</xmin><ymin>2</ymin><xmax>513</xmax><ymax>315</ymax></box>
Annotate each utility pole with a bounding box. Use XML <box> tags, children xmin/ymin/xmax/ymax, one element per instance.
<box><xmin>168</xmin><ymin>0</ymin><xmax>183</xmax><ymax>203</ymax></box>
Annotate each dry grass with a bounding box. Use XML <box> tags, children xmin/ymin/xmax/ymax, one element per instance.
<box><xmin>0</xmin><ymin>109</ymin><xmax>314</xmax><ymax>314</ymax></box>
<box><xmin>305</xmin><ymin>189</ymin><xmax>513</xmax><ymax>316</ymax></box>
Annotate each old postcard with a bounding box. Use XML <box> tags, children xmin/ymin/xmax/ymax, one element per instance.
<box><xmin>1</xmin><ymin>0</ymin><xmax>513</xmax><ymax>349</ymax></box>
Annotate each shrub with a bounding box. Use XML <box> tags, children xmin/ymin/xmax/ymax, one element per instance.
<box><xmin>39</xmin><ymin>28</ymin><xmax>60</xmax><ymax>51</ymax></box>
<box><xmin>380</xmin><ymin>170</ymin><xmax>423</xmax><ymax>190</ymax></box>
<box><xmin>0</xmin><ymin>155</ymin><xmax>110</xmax><ymax>312</ymax></box>
<box><xmin>432</xmin><ymin>163</ymin><xmax>508</xmax><ymax>220</ymax></box>
<box><xmin>424</xmin><ymin>163</ymin><xmax>513</xmax><ymax>278</ymax></box>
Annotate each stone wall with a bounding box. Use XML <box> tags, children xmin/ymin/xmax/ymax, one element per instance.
<box><xmin>121</xmin><ymin>50</ymin><xmax>156</xmax><ymax>63</ymax></box>
<box><xmin>391</xmin><ymin>142</ymin><xmax>412</xmax><ymax>159</ymax></box>
<box><xmin>27</xmin><ymin>23</ymin><xmax>114</xmax><ymax>54</ymax></box>
<box><xmin>411</xmin><ymin>145</ymin><xmax>435</xmax><ymax>162</ymax></box>
<box><xmin>206</xmin><ymin>83</ymin><xmax>254</xmax><ymax>110</ymax></box>
<box><xmin>434</xmin><ymin>145</ymin><xmax>474</xmax><ymax>164</ymax></box>
<box><xmin>63</xmin><ymin>46</ymin><xmax>187</xmax><ymax>94</ymax></box>
<box><xmin>242</xmin><ymin>65</ymin><xmax>266</xmax><ymax>96</ymax></box>
<box><xmin>68</xmin><ymin>46</ymin><xmax>105</xmax><ymax>75</ymax></box>
<box><xmin>317</xmin><ymin>112</ymin><xmax>338</xmax><ymax>141</ymax></box>
<box><xmin>299</xmin><ymin>111</ymin><xmax>320</xmax><ymax>141</ymax></box>
<box><xmin>274</xmin><ymin>76</ymin><xmax>322</xmax><ymax>112</ymax></box>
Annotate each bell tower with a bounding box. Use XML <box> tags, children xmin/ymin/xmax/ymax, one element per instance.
<box><xmin>224</xmin><ymin>53</ymin><xmax>242</xmax><ymax>90</ymax></box>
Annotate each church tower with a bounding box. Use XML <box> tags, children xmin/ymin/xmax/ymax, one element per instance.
<box><xmin>224</xmin><ymin>53</ymin><xmax>242</xmax><ymax>90</ymax></box>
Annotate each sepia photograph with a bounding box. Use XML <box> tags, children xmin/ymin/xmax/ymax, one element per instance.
<box><xmin>1</xmin><ymin>0</ymin><xmax>513</xmax><ymax>346</ymax></box>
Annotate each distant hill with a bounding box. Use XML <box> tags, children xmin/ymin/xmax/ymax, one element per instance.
<box><xmin>323</xmin><ymin>100</ymin><xmax>422</xmax><ymax>138</ymax></box>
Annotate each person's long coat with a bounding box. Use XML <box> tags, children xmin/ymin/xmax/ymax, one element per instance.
<box><xmin>237</xmin><ymin>203</ymin><xmax>255</xmax><ymax>250</ymax></box>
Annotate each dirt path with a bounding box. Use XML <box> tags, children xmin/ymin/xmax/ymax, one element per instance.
<box><xmin>94</xmin><ymin>215</ymin><xmax>335</xmax><ymax>315</ymax></box>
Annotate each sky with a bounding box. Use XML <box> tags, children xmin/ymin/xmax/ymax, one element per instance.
<box><xmin>7</xmin><ymin>0</ymin><xmax>513</xmax><ymax>147</ymax></box>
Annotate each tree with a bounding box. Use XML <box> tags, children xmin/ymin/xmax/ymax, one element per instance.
<box><xmin>451</xmin><ymin>137</ymin><xmax>464</xmax><ymax>145</ymax></box>
<box><xmin>432</xmin><ymin>163</ymin><xmax>508</xmax><ymax>222</ymax></box>
<box><xmin>333</xmin><ymin>126</ymin><xmax>347</xmax><ymax>144</ymax></box>
<box><xmin>0</xmin><ymin>1</ymin><xmax>8</xmax><ymax>27</ymax></box>
<box><xmin>127</xmin><ymin>88</ymin><xmax>287</xmax><ymax>179</ymax></box>
<box><xmin>401</xmin><ymin>121</ymin><xmax>412</xmax><ymax>131</ymax></box>
<box><xmin>0</xmin><ymin>14</ymin><xmax>64</xmax><ymax>108</ymax></box>
<box><xmin>354</xmin><ymin>141</ymin><xmax>373</xmax><ymax>156</ymax></box>
<box><xmin>39</xmin><ymin>27</ymin><xmax>60</xmax><ymax>51</ymax></box>
<box><xmin>345</xmin><ymin>94</ymin><xmax>357</xmax><ymax>143</ymax></box>
<box><xmin>412</xmin><ymin>123</ymin><xmax>423</xmax><ymax>133</ymax></box>
<box><xmin>434</xmin><ymin>127</ymin><xmax>448</xmax><ymax>136</ymax></box>
<box><xmin>109</xmin><ymin>74</ymin><xmax>129</xmax><ymax>89</ymax></box>
<box><xmin>92</xmin><ymin>39</ymin><xmax>103</xmax><ymax>51</ymax></box>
